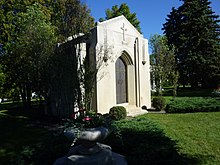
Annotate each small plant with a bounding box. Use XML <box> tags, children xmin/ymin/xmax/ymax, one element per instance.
<box><xmin>212</xmin><ymin>86</ymin><xmax>220</xmax><ymax>97</ymax></box>
<box><xmin>62</xmin><ymin>110</ymin><xmax>111</xmax><ymax>146</ymax></box>
<box><xmin>109</xmin><ymin>106</ymin><xmax>127</xmax><ymax>121</ymax></box>
<box><xmin>64</xmin><ymin>109</ymin><xmax>106</xmax><ymax>129</ymax></box>
<box><xmin>152</xmin><ymin>97</ymin><xmax>166</xmax><ymax>111</ymax></box>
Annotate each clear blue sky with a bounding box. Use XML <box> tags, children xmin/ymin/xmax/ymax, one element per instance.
<box><xmin>82</xmin><ymin>0</ymin><xmax>220</xmax><ymax>40</ymax></box>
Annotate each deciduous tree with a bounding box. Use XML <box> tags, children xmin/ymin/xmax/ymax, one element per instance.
<box><xmin>8</xmin><ymin>3</ymin><xmax>56</xmax><ymax>109</ymax></box>
<box><xmin>150</xmin><ymin>34</ymin><xmax>178</xmax><ymax>96</ymax></box>
<box><xmin>99</xmin><ymin>3</ymin><xmax>141</xmax><ymax>33</ymax></box>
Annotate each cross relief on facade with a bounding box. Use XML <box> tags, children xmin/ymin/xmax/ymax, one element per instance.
<box><xmin>121</xmin><ymin>23</ymin><xmax>127</xmax><ymax>41</ymax></box>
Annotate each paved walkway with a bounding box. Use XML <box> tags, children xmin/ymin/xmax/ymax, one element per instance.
<box><xmin>126</xmin><ymin>106</ymin><xmax>166</xmax><ymax>117</ymax></box>
<box><xmin>147</xmin><ymin>110</ymin><xmax>166</xmax><ymax>114</ymax></box>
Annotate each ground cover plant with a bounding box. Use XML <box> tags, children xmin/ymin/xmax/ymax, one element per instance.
<box><xmin>165</xmin><ymin>97</ymin><xmax>220</xmax><ymax>113</ymax></box>
<box><xmin>153</xmin><ymin>87</ymin><xmax>220</xmax><ymax>113</ymax></box>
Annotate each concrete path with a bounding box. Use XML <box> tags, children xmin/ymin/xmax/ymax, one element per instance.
<box><xmin>125</xmin><ymin>105</ymin><xmax>148</xmax><ymax>117</ymax></box>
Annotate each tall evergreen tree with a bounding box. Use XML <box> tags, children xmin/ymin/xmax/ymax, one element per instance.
<box><xmin>99</xmin><ymin>3</ymin><xmax>141</xmax><ymax>33</ymax></box>
<box><xmin>163</xmin><ymin>0</ymin><xmax>220</xmax><ymax>88</ymax></box>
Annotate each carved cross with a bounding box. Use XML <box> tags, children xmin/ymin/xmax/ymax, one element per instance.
<box><xmin>121</xmin><ymin>23</ymin><xmax>127</xmax><ymax>41</ymax></box>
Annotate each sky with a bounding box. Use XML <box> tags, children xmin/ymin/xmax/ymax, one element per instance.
<box><xmin>82</xmin><ymin>0</ymin><xmax>220</xmax><ymax>40</ymax></box>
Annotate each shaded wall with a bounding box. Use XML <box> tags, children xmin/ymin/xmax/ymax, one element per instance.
<box><xmin>48</xmin><ymin>42</ymin><xmax>78</xmax><ymax>118</ymax></box>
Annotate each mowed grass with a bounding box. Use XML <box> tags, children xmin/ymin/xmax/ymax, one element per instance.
<box><xmin>1</xmin><ymin>87</ymin><xmax>219</xmax><ymax>164</ymax></box>
<box><xmin>145</xmin><ymin>112</ymin><xmax>220</xmax><ymax>164</ymax></box>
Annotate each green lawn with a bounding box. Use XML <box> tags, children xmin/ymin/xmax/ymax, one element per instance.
<box><xmin>103</xmin><ymin>112</ymin><xmax>220</xmax><ymax>165</ymax></box>
<box><xmin>1</xmin><ymin>109</ymin><xmax>220</xmax><ymax>164</ymax></box>
<box><xmin>1</xmin><ymin>88</ymin><xmax>220</xmax><ymax>164</ymax></box>
<box><xmin>145</xmin><ymin>112</ymin><xmax>220</xmax><ymax>164</ymax></box>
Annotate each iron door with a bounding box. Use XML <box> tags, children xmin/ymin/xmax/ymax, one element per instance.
<box><xmin>116</xmin><ymin>58</ymin><xmax>127</xmax><ymax>104</ymax></box>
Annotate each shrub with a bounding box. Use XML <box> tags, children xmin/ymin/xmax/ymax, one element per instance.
<box><xmin>152</xmin><ymin>97</ymin><xmax>166</xmax><ymax>111</ymax></box>
<box><xmin>109</xmin><ymin>106</ymin><xmax>127</xmax><ymax>121</ymax></box>
<box><xmin>104</xmin><ymin>116</ymin><xmax>178</xmax><ymax>164</ymax></box>
<box><xmin>165</xmin><ymin>97</ymin><xmax>220</xmax><ymax>113</ymax></box>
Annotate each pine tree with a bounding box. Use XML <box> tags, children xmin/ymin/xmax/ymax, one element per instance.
<box><xmin>163</xmin><ymin>0</ymin><xmax>220</xmax><ymax>88</ymax></box>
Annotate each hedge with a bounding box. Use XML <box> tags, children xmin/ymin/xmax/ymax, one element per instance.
<box><xmin>165</xmin><ymin>97</ymin><xmax>220</xmax><ymax>113</ymax></box>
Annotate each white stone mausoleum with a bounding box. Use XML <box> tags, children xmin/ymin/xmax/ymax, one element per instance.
<box><xmin>76</xmin><ymin>15</ymin><xmax>151</xmax><ymax>115</ymax></box>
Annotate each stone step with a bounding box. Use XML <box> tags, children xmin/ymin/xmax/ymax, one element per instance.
<box><xmin>124</xmin><ymin>105</ymin><xmax>148</xmax><ymax>117</ymax></box>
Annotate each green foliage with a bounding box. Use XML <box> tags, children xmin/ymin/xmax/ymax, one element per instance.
<box><xmin>152</xmin><ymin>96</ymin><xmax>166</xmax><ymax>111</ymax></box>
<box><xmin>109</xmin><ymin>106</ymin><xmax>127</xmax><ymax>121</ymax></box>
<box><xmin>0</xmin><ymin>109</ymin><xmax>70</xmax><ymax>165</ymax></box>
<box><xmin>100</xmin><ymin>3</ymin><xmax>141</xmax><ymax>33</ymax></box>
<box><xmin>104</xmin><ymin>117</ymin><xmax>181</xmax><ymax>164</ymax></box>
<box><xmin>1</xmin><ymin>103</ymin><xmax>220</xmax><ymax>164</ymax></box>
<box><xmin>8</xmin><ymin>3</ymin><xmax>57</xmax><ymax>108</ymax></box>
<box><xmin>165</xmin><ymin>97</ymin><xmax>220</xmax><ymax>113</ymax></box>
<box><xmin>51</xmin><ymin>0</ymin><xmax>94</xmax><ymax>41</ymax></box>
<box><xmin>0</xmin><ymin>65</ymin><xmax>6</xmax><ymax>98</ymax></box>
<box><xmin>65</xmin><ymin>111</ymin><xmax>107</xmax><ymax>129</ymax></box>
<box><xmin>0</xmin><ymin>0</ymin><xmax>95</xmax><ymax>115</ymax></box>
<box><xmin>0</xmin><ymin>1</ymin><xmax>56</xmax><ymax>109</ymax></box>
<box><xmin>150</xmin><ymin>34</ymin><xmax>178</xmax><ymax>96</ymax></box>
<box><xmin>163</xmin><ymin>0</ymin><xmax>220</xmax><ymax>88</ymax></box>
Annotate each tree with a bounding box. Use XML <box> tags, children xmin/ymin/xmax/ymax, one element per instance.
<box><xmin>3</xmin><ymin>3</ymin><xmax>57</xmax><ymax>109</ymax></box>
<box><xmin>51</xmin><ymin>0</ymin><xmax>94</xmax><ymax>42</ymax></box>
<box><xmin>0</xmin><ymin>0</ymin><xmax>95</xmax><ymax>115</ymax></box>
<box><xmin>99</xmin><ymin>3</ymin><xmax>141</xmax><ymax>33</ymax></box>
<box><xmin>163</xmin><ymin>0</ymin><xmax>220</xmax><ymax>88</ymax></box>
<box><xmin>0</xmin><ymin>0</ymin><xmax>54</xmax><ymax>108</ymax></box>
<box><xmin>46</xmin><ymin>0</ymin><xmax>95</xmax><ymax>117</ymax></box>
<box><xmin>0</xmin><ymin>0</ymin><xmax>51</xmax><ymax>51</ymax></box>
<box><xmin>150</xmin><ymin>34</ymin><xmax>178</xmax><ymax>96</ymax></box>
<box><xmin>0</xmin><ymin>0</ymin><xmax>98</xmax><ymax>117</ymax></box>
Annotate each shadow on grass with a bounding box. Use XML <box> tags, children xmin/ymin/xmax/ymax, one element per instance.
<box><xmin>0</xmin><ymin>108</ymin><xmax>211</xmax><ymax>165</ymax></box>
<box><xmin>103</xmin><ymin>117</ymin><xmax>200</xmax><ymax>165</ymax></box>
<box><xmin>0</xmin><ymin>109</ymin><xmax>70</xmax><ymax>165</ymax></box>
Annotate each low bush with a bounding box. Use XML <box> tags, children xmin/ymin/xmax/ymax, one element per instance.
<box><xmin>104</xmin><ymin>116</ymin><xmax>180</xmax><ymax>164</ymax></box>
<box><xmin>165</xmin><ymin>97</ymin><xmax>220</xmax><ymax>113</ymax></box>
<box><xmin>109</xmin><ymin>106</ymin><xmax>127</xmax><ymax>121</ymax></box>
<box><xmin>152</xmin><ymin>97</ymin><xmax>166</xmax><ymax>111</ymax></box>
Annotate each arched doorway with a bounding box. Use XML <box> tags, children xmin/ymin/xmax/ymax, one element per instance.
<box><xmin>115</xmin><ymin>57</ymin><xmax>128</xmax><ymax>104</ymax></box>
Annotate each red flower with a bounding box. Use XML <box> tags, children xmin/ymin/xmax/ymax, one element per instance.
<box><xmin>83</xmin><ymin>116</ymin><xmax>93</xmax><ymax>121</ymax></box>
